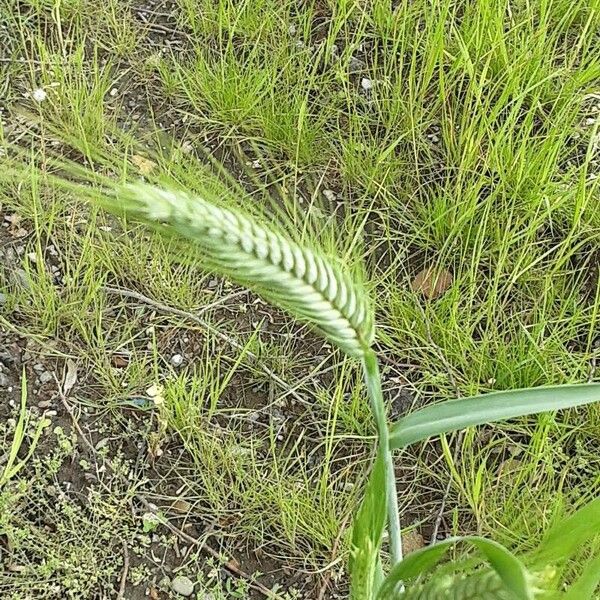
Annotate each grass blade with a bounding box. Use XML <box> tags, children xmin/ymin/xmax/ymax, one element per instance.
<box><xmin>1</xmin><ymin>370</ymin><xmax>49</xmax><ymax>486</ymax></box>
<box><xmin>563</xmin><ymin>554</ymin><xmax>600</xmax><ymax>600</ymax></box>
<box><xmin>390</xmin><ymin>384</ymin><xmax>600</xmax><ymax>449</ymax></box>
<box><xmin>349</xmin><ymin>449</ymin><xmax>387</xmax><ymax>600</ymax></box>
<box><xmin>533</xmin><ymin>498</ymin><xmax>600</xmax><ymax>564</ymax></box>
<box><xmin>0</xmin><ymin>369</ymin><xmax>29</xmax><ymax>487</ymax></box>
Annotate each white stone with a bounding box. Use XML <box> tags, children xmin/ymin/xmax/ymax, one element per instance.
<box><xmin>171</xmin><ymin>575</ymin><xmax>195</xmax><ymax>597</ymax></box>
<box><xmin>170</xmin><ymin>354</ymin><xmax>184</xmax><ymax>367</ymax></box>
<box><xmin>32</xmin><ymin>88</ymin><xmax>46</xmax><ymax>102</ymax></box>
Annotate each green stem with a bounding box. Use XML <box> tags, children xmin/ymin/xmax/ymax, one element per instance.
<box><xmin>362</xmin><ymin>349</ymin><xmax>403</xmax><ymax>566</ymax></box>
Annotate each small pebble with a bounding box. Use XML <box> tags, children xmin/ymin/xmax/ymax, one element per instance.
<box><xmin>361</xmin><ymin>77</ymin><xmax>373</xmax><ymax>91</ymax></box>
<box><xmin>180</xmin><ymin>141</ymin><xmax>194</xmax><ymax>154</ymax></box>
<box><xmin>146</xmin><ymin>384</ymin><xmax>162</xmax><ymax>398</ymax></box>
<box><xmin>0</xmin><ymin>372</ymin><xmax>9</xmax><ymax>387</ymax></box>
<box><xmin>323</xmin><ymin>189</ymin><xmax>336</xmax><ymax>202</ymax></box>
<box><xmin>348</xmin><ymin>56</ymin><xmax>364</xmax><ymax>73</ymax></box>
<box><xmin>170</xmin><ymin>354</ymin><xmax>184</xmax><ymax>367</ymax></box>
<box><xmin>0</xmin><ymin>292</ymin><xmax>7</xmax><ymax>304</ymax></box>
<box><xmin>171</xmin><ymin>575</ymin><xmax>195</xmax><ymax>597</ymax></box>
<box><xmin>95</xmin><ymin>438</ymin><xmax>109</xmax><ymax>450</ymax></box>
<box><xmin>38</xmin><ymin>371</ymin><xmax>54</xmax><ymax>384</ymax></box>
<box><xmin>31</xmin><ymin>88</ymin><xmax>46</xmax><ymax>102</ymax></box>
<box><xmin>109</xmin><ymin>87</ymin><xmax>118</xmax><ymax>96</ymax></box>
<box><xmin>247</xmin><ymin>411</ymin><xmax>261</xmax><ymax>423</ymax></box>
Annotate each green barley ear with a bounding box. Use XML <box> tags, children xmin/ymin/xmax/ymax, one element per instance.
<box><xmin>106</xmin><ymin>182</ymin><xmax>375</xmax><ymax>358</ymax></box>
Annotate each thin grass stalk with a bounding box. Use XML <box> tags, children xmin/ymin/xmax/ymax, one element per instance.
<box><xmin>363</xmin><ymin>349</ymin><xmax>403</xmax><ymax>565</ymax></box>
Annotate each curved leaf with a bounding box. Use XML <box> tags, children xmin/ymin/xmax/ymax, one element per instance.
<box><xmin>377</xmin><ymin>536</ymin><xmax>533</xmax><ymax>600</ymax></box>
<box><xmin>390</xmin><ymin>384</ymin><xmax>600</xmax><ymax>449</ymax></box>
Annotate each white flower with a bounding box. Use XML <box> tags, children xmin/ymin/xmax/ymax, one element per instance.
<box><xmin>32</xmin><ymin>88</ymin><xmax>47</xmax><ymax>102</ymax></box>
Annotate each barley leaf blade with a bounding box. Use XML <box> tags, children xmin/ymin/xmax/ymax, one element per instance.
<box><xmin>389</xmin><ymin>384</ymin><xmax>600</xmax><ymax>449</ymax></box>
<box><xmin>377</xmin><ymin>536</ymin><xmax>533</xmax><ymax>600</ymax></box>
<box><xmin>349</xmin><ymin>449</ymin><xmax>387</xmax><ymax>600</ymax></box>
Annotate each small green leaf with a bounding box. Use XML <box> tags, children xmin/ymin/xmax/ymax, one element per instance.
<box><xmin>142</xmin><ymin>511</ymin><xmax>162</xmax><ymax>533</ymax></box>
<box><xmin>377</xmin><ymin>536</ymin><xmax>533</xmax><ymax>600</ymax></box>
<box><xmin>534</xmin><ymin>498</ymin><xmax>600</xmax><ymax>564</ymax></box>
<box><xmin>349</xmin><ymin>450</ymin><xmax>387</xmax><ymax>600</ymax></box>
<box><xmin>390</xmin><ymin>384</ymin><xmax>600</xmax><ymax>449</ymax></box>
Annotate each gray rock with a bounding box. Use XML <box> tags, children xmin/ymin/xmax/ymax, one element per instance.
<box><xmin>13</xmin><ymin>268</ymin><xmax>30</xmax><ymax>289</ymax></box>
<box><xmin>0</xmin><ymin>349</ymin><xmax>15</xmax><ymax>366</ymax></box>
<box><xmin>0</xmin><ymin>292</ymin><xmax>7</xmax><ymax>304</ymax></box>
<box><xmin>323</xmin><ymin>189</ymin><xmax>336</xmax><ymax>202</ymax></box>
<box><xmin>171</xmin><ymin>575</ymin><xmax>195</xmax><ymax>597</ymax></box>
<box><xmin>0</xmin><ymin>371</ymin><xmax>9</xmax><ymax>387</ymax></box>
<box><xmin>170</xmin><ymin>353</ymin><xmax>184</xmax><ymax>367</ymax></box>
<box><xmin>38</xmin><ymin>371</ymin><xmax>54</xmax><ymax>384</ymax></box>
<box><xmin>348</xmin><ymin>56</ymin><xmax>364</xmax><ymax>73</ymax></box>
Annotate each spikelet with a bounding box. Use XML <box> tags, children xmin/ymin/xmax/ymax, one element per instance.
<box><xmin>396</xmin><ymin>570</ymin><xmax>513</xmax><ymax>599</ymax></box>
<box><xmin>114</xmin><ymin>183</ymin><xmax>375</xmax><ymax>357</ymax></box>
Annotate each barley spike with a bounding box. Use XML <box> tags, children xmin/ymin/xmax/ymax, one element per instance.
<box><xmin>111</xmin><ymin>183</ymin><xmax>375</xmax><ymax>357</ymax></box>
